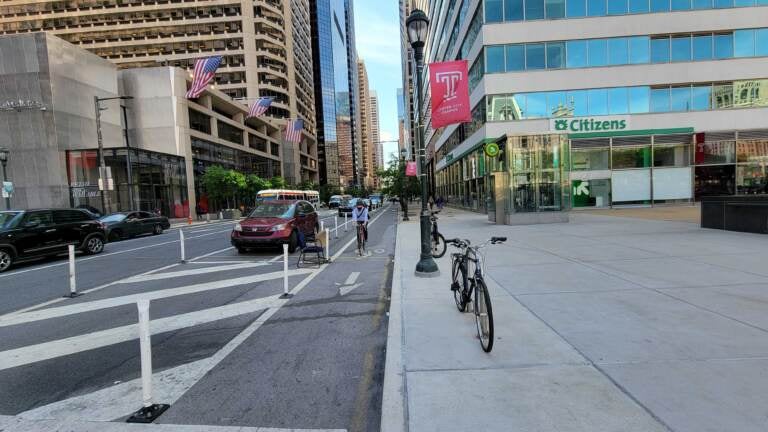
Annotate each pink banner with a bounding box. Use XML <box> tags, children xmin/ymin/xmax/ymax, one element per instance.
<box><xmin>405</xmin><ymin>161</ymin><xmax>418</xmax><ymax>177</ymax></box>
<box><xmin>429</xmin><ymin>60</ymin><xmax>471</xmax><ymax>129</ymax></box>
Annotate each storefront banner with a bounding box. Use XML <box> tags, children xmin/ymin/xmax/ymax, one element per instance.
<box><xmin>550</xmin><ymin>116</ymin><xmax>630</xmax><ymax>133</ymax></box>
<box><xmin>405</xmin><ymin>161</ymin><xmax>418</xmax><ymax>177</ymax></box>
<box><xmin>2</xmin><ymin>182</ymin><xmax>13</xmax><ymax>198</ymax></box>
<box><xmin>429</xmin><ymin>60</ymin><xmax>471</xmax><ymax>129</ymax></box>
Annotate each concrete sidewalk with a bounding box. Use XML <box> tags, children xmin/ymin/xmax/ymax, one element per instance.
<box><xmin>383</xmin><ymin>208</ymin><xmax>768</xmax><ymax>432</ymax></box>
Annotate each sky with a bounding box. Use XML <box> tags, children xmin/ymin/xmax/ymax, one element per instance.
<box><xmin>354</xmin><ymin>0</ymin><xmax>402</xmax><ymax>167</ymax></box>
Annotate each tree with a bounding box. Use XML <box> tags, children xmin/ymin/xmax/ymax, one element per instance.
<box><xmin>245</xmin><ymin>174</ymin><xmax>271</xmax><ymax>202</ymax></box>
<box><xmin>270</xmin><ymin>176</ymin><xmax>287</xmax><ymax>189</ymax></box>
<box><xmin>378</xmin><ymin>159</ymin><xmax>420</xmax><ymax>220</ymax></box>
<box><xmin>319</xmin><ymin>184</ymin><xmax>341</xmax><ymax>204</ymax></box>
<box><xmin>298</xmin><ymin>180</ymin><xmax>318</xmax><ymax>191</ymax></box>
<box><xmin>200</xmin><ymin>165</ymin><xmax>230</xmax><ymax>210</ymax></box>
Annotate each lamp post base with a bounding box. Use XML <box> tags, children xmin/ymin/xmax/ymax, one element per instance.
<box><xmin>415</xmin><ymin>212</ymin><xmax>439</xmax><ymax>277</ymax></box>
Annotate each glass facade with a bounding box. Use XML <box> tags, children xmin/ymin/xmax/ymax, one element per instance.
<box><xmin>435</xmin><ymin>130</ymin><xmax>768</xmax><ymax>211</ymax></box>
<box><xmin>483</xmin><ymin>28</ymin><xmax>768</xmax><ymax>73</ymax></box>
<box><xmin>310</xmin><ymin>0</ymin><xmax>356</xmax><ymax>186</ymax></box>
<box><xmin>67</xmin><ymin>149</ymin><xmax>188</xmax><ymax>218</ymax></box>
<box><xmin>486</xmin><ymin>0</ymin><xmax>768</xmax><ymax>22</ymax></box>
<box><xmin>485</xmin><ymin>79</ymin><xmax>768</xmax><ymax>120</ymax></box>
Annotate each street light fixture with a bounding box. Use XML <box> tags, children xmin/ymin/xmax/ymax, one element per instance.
<box><xmin>0</xmin><ymin>148</ymin><xmax>10</xmax><ymax>210</ymax></box>
<box><xmin>94</xmin><ymin>95</ymin><xmax>134</xmax><ymax>214</ymax></box>
<box><xmin>407</xmin><ymin>8</ymin><xmax>439</xmax><ymax>277</ymax></box>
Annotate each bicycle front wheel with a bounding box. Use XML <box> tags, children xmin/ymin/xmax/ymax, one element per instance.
<box><xmin>431</xmin><ymin>233</ymin><xmax>447</xmax><ymax>258</ymax></box>
<box><xmin>473</xmin><ymin>278</ymin><xmax>494</xmax><ymax>352</ymax></box>
<box><xmin>451</xmin><ymin>257</ymin><xmax>467</xmax><ymax>312</ymax></box>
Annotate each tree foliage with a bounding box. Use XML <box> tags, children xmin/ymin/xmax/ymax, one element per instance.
<box><xmin>378</xmin><ymin>159</ymin><xmax>420</xmax><ymax>200</ymax></box>
<box><xmin>200</xmin><ymin>165</ymin><xmax>287</xmax><ymax>209</ymax></box>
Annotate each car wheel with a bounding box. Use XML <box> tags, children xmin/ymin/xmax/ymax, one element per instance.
<box><xmin>288</xmin><ymin>231</ymin><xmax>298</xmax><ymax>253</ymax></box>
<box><xmin>108</xmin><ymin>230</ymin><xmax>122</xmax><ymax>242</ymax></box>
<box><xmin>0</xmin><ymin>249</ymin><xmax>13</xmax><ymax>273</ymax></box>
<box><xmin>83</xmin><ymin>235</ymin><xmax>105</xmax><ymax>255</ymax></box>
<box><xmin>153</xmin><ymin>224</ymin><xmax>163</xmax><ymax>235</ymax></box>
<box><xmin>236</xmin><ymin>246</ymin><xmax>247</xmax><ymax>254</ymax></box>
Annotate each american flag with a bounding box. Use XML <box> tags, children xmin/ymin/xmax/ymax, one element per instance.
<box><xmin>285</xmin><ymin>118</ymin><xmax>304</xmax><ymax>143</ymax></box>
<box><xmin>247</xmin><ymin>97</ymin><xmax>273</xmax><ymax>118</ymax></box>
<box><xmin>185</xmin><ymin>56</ymin><xmax>222</xmax><ymax>99</ymax></box>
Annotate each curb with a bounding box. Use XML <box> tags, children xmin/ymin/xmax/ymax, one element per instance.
<box><xmin>380</xmin><ymin>212</ymin><xmax>407</xmax><ymax>432</ymax></box>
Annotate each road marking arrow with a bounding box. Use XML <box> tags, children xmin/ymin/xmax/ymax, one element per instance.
<box><xmin>339</xmin><ymin>283</ymin><xmax>363</xmax><ymax>297</ymax></box>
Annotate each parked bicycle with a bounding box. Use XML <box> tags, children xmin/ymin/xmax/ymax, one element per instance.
<box><xmin>447</xmin><ymin>236</ymin><xmax>507</xmax><ymax>352</ymax></box>
<box><xmin>356</xmin><ymin>222</ymin><xmax>367</xmax><ymax>256</ymax></box>
<box><xmin>430</xmin><ymin>211</ymin><xmax>447</xmax><ymax>258</ymax></box>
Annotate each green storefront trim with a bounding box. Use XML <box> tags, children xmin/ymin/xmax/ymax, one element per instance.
<box><xmin>440</xmin><ymin>137</ymin><xmax>499</xmax><ymax>170</ymax></box>
<box><xmin>568</xmin><ymin>127</ymin><xmax>694</xmax><ymax>139</ymax></box>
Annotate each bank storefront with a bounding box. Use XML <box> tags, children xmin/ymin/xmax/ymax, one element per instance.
<box><xmin>434</xmin><ymin>114</ymin><xmax>768</xmax><ymax>220</ymax></box>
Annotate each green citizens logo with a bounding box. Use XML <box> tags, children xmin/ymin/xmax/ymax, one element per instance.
<box><xmin>551</xmin><ymin>116</ymin><xmax>630</xmax><ymax>133</ymax></box>
<box><xmin>484</xmin><ymin>142</ymin><xmax>500</xmax><ymax>157</ymax></box>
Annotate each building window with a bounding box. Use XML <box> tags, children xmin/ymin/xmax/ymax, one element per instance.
<box><xmin>217</xmin><ymin>120</ymin><xmax>243</xmax><ymax>145</ymax></box>
<box><xmin>189</xmin><ymin>109</ymin><xmax>211</xmax><ymax>134</ymax></box>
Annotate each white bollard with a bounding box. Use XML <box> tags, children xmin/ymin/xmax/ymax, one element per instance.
<box><xmin>281</xmin><ymin>244</ymin><xmax>293</xmax><ymax>298</ymax></box>
<box><xmin>136</xmin><ymin>299</ymin><xmax>153</xmax><ymax>408</ymax></box>
<box><xmin>334</xmin><ymin>216</ymin><xmax>339</xmax><ymax>239</ymax></box>
<box><xmin>344</xmin><ymin>213</ymin><xmax>348</xmax><ymax>232</ymax></box>
<box><xmin>324</xmin><ymin>229</ymin><xmax>330</xmax><ymax>261</ymax></box>
<box><xmin>320</xmin><ymin>221</ymin><xmax>324</xmax><ymax>234</ymax></box>
<box><xmin>65</xmin><ymin>244</ymin><xmax>80</xmax><ymax>298</ymax></box>
<box><xmin>219</xmin><ymin>211</ymin><xmax>223</xmax><ymax>220</ymax></box>
<box><xmin>206</xmin><ymin>213</ymin><xmax>210</xmax><ymax>223</ymax></box>
<box><xmin>179</xmin><ymin>229</ymin><xmax>186</xmax><ymax>263</ymax></box>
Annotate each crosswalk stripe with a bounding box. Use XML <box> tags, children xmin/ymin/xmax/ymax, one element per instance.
<box><xmin>0</xmin><ymin>295</ymin><xmax>282</xmax><ymax>372</ymax></box>
<box><xmin>0</xmin><ymin>269</ymin><xmax>313</xmax><ymax>328</ymax></box>
<box><xmin>118</xmin><ymin>262</ymin><xmax>270</xmax><ymax>283</ymax></box>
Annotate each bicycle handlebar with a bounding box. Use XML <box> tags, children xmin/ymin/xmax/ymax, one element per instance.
<box><xmin>447</xmin><ymin>236</ymin><xmax>506</xmax><ymax>249</ymax></box>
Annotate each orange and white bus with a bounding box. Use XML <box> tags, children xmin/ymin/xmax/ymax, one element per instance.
<box><xmin>256</xmin><ymin>189</ymin><xmax>320</xmax><ymax>207</ymax></box>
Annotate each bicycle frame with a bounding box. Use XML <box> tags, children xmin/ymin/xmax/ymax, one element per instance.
<box><xmin>455</xmin><ymin>247</ymin><xmax>482</xmax><ymax>302</ymax></box>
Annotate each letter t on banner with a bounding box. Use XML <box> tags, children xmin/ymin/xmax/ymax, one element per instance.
<box><xmin>429</xmin><ymin>60</ymin><xmax>472</xmax><ymax>129</ymax></box>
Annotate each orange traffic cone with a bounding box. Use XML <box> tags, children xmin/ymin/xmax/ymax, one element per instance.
<box><xmin>187</xmin><ymin>216</ymin><xmax>193</xmax><ymax>225</ymax></box>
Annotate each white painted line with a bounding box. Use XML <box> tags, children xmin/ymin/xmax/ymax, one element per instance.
<box><xmin>189</xmin><ymin>260</ymin><xmax>270</xmax><ymax>265</ymax></box>
<box><xmin>269</xmin><ymin>254</ymin><xmax>283</xmax><ymax>262</ymax></box>
<box><xmin>0</xmin><ymin>295</ymin><xmax>283</xmax><ymax>371</ymax></box>
<box><xmin>0</xmin><ymin>228</ymin><xmax>233</xmax><ymax>279</ymax></box>
<box><xmin>14</xmin><ymin>206</ymin><xmax>391</xmax><ymax>421</ymax></box>
<box><xmin>0</xmin><ymin>269</ymin><xmax>314</xmax><ymax>328</ymax></box>
<box><xmin>344</xmin><ymin>272</ymin><xmax>360</xmax><ymax>285</ymax></box>
<box><xmin>188</xmin><ymin>246</ymin><xmax>235</xmax><ymax>262</ymax></box>
<box><xmin>339</xmin><ymin>283</ymin><xmax>363</xmax><ymax>297</ymax></box>
<box><xmin>186</xmin><ymin>228</ymin><xmax>218</xmax><ymax>234</ymax></box>
<box><xmin>118</xmin><ymin>262</ymin><xmax>270</xmax><ymax>284</ymax></box>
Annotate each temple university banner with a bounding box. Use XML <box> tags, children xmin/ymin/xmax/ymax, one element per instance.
<box><xmin>429</xmin><ymin>60</ymin><xmax>471</xmax><ymax>129</ymax></box>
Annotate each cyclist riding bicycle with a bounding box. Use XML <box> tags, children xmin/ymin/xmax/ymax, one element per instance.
<box><xmin>351</xmin><ymin>199</ymin><xmax>369</xmax><ymax>241</ymax></box>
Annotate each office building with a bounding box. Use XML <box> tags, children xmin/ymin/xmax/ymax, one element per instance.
<box><xmin>0</xmin><ymin>0</ymin><xmax>318</xmax><ymax>184</ymax></box>
<box><xmin>397</xmin><ymin>87</ymin><xmax>409</xmax><ymax>160</ymax></box>
<box><xmin>413</xmin><ymin>0</ymin><xmax>768</xmax><ymax>223</ymax></box>
<box><xmin>370</xmin><ymin>91</ymin><xmax>383</xmax><ymax>172</ymax></box>
<box><xmin>357</xmin><ymin>59</ymin><xmax>375</xmax><ymax>188</ymax></box>
<box><xmin>310</xmin><ymin>0</ymin><xmax>361</xmax><ymax>187</ymax></box>
<box><xmin>399</xmin><ymin>0</ymin><xmax>419</xmax><ymax>160</ymax></box>
<box><xmin>0</xmin><ymin>33</ymin><xmax>286</xmax><ymax>217</ymax></box>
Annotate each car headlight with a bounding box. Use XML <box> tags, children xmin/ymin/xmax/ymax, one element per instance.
<box><xmin>271</xmin><ymin>224</ymin><xmax>287</xmax><ymax>232</ymax></box>
<box><xmin>234</xmin><ymin>223</ymin><xmax>243</xmax><ymax>232</ymax></box>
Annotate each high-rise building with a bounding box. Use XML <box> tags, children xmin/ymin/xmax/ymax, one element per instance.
<box><xmin>357</xmin><ymin>59</ymin><xmax>373</xmax><ymax>188</ymax></box>
<box><xmin>410</xmin><ymin>0</ymin><xmax>768</xmax><ymax>220</ymax></box>
<box><xmin>0</xmin><ymin>0</ymin><xmax>318</xmax><ymax>184</ymax></box>
<box><xmin>397</xmin><ymin>87</ymin><xmax>408</xmax><ymax>160</ymax></box>
<box><xmin>310</xmin><ymin>0</ymin><xmax>361</xmax><ymax>188</ymax></box>
<box><xmin>399</xmin><ymin>0</ymin><xmax>421</xmax><ymax>161</ymax></box>
<box><xmin>370</xmin><ymin>91</ymin><xmax>382</xmax><ymax>175</ymax></box>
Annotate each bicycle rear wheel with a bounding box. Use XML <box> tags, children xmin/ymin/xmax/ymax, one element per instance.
<box><xmin>431</xmin><ymin>233</ymin><xmax>447</xmax><ymax>258</ymax></box>
<box><xmin>451</xmin><ymin>257</ymin><xmax>467</xmax><ymax>312</ymax></box>
<box><xmin>473</xmin><ymin>278</ymin><xmax>494</xmax><ymax>352</ymax></box>
<box><xmin>357</xmin><ymin>226</ymin><xmax>365</xmax><ymax>256</ymax></box>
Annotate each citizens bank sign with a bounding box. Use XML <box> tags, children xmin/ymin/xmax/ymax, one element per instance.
<box><xmin>550</xmin><ymin>116</ymin><xmax>630</xmax><ymax>133</ymax></box>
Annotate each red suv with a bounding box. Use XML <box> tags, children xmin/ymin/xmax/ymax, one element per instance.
<box><xmin>231</xmin><ymin>200</ymin><xmax>318</xmax><ymax>253</ymax></box>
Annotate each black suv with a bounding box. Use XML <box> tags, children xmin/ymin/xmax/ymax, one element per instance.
<box><xmin>0</xmin><ymin>209</ymin><xmax>107</xmax><ymax>273</ymax></box>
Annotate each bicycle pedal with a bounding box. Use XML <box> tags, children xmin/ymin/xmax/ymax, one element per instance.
<box><xmin>451</xmin><ymin>282</ymin><xmax>460</xmax><ymax>291</ymax></box>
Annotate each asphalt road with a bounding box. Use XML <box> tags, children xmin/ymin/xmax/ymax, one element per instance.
<box><xmin>0</xmin><ymin>205</ymin><xmax>396</xmax><ymax>431</ymax></box>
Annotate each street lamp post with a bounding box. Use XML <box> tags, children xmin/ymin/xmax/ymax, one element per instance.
<box><xmin>94</xmin><ymin>95</ymin><xmax>133</xmax><ymax>215</ymax></box>
<box><xmin>407</xmin><ymin>9</ymin><xmax>439</xmax><ymax>277</ymax></box>
<box><xmin>399</xmin><ymin>147</ymin><xmax>409</xmax><ymax>221</ymax></box>
<box><xmin>0</xmin><ymin>148</ymin><xmax>9</xmax><ymax>210</ymax></box>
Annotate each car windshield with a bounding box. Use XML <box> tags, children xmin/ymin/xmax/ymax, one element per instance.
<box><xmin>100</xmin><ymin>214</ymin><xmax>128</xmax><ymax>223</ymax></box>
<box><xmin>0</xmin><ymin>212</ymin><xmax>21</xmax><ymax>229</ymax></box>
<box><xmin>249</xmin><ymin>203</ymin><xmax>294</xmax><ymax>218</ymax></box>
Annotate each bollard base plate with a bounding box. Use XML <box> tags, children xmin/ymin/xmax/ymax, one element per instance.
<box><xmin>63</xmin><ymin>292</ymin><xmax>83</xmax><ymax>299</ymax></box>
<box><xmin>280</xmin><ymin>293</ymin><xmax>294</xmax><ymax>299</ymax></box>
<box><xmin>126</xmin><ymin>404</ymin><xmax>170</xmax><ymax>423</ymax></box>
